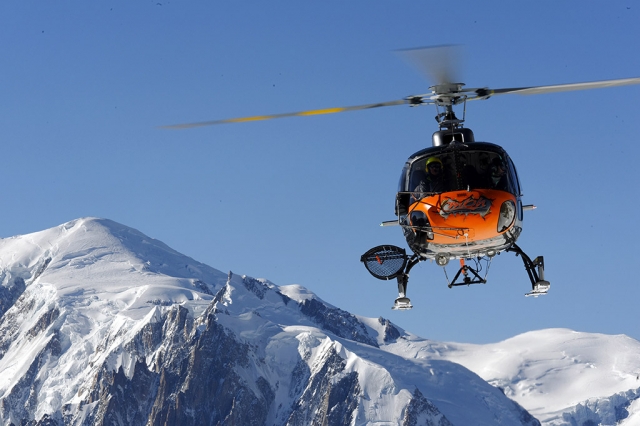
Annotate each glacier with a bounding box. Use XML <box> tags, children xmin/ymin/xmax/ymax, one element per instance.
<box><xmin>0</xmin><ymin>217</ymin><xmax>637</xmax><ymax>425</ymax></box>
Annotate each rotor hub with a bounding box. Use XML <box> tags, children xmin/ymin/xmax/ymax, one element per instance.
<box><xmin>431</xmin><ymin>82</ymin><xmax>465</xmax><ymax>96</ymax></box>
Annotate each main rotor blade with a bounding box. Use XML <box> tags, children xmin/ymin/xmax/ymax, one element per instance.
<box><xmin>471</xmin><ymin>77</ymin><xmax>640</xmax><ymax>99</ymax></box>
<box><xmin>162</xmin><ymin>99</ymin><xmax>409</xmax><ymax>129</ymax></box>
<box><xmin>396</xmin><ymin>45</ymin><xmax>463</xmax><ymax>86</ymax></box>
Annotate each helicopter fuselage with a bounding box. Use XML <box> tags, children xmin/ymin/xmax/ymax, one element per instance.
<box><xmin>396</xmin><ymin>140</ymin><xmax>523</xmax><ymax>263</ymax></box>
<box><xmin>361</xmin><ymin>134</ymin><xmax>549</xmax><ymax>307</ymax></box>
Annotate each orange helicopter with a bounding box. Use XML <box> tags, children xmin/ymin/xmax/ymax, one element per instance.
<box><xmin>164</xmin><ymin>46</ymin><xmax>640</xmax><ymax>310</ymax></box>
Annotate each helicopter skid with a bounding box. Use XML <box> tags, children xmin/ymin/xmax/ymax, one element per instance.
<box><xmin>525</xmin><ymin>280</ymin><xmax>550</xmax><ymax>297</ymax></box>
<box><xmin>392</xmin><ymin>297</ymin><xmax>413</xmax><ymax>310</ymax></box>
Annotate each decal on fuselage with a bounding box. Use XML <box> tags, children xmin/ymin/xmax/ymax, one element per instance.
<box><xmin>440</xmin><ymin>195</ymin><xmax>492</xmax><ymax>219</ymax></box>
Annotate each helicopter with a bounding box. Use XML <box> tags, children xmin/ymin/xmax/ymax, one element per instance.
<box><xmin>163</xmin><ymin>46</ymin><xmax>640</xmax><ymax>311</ymax></box>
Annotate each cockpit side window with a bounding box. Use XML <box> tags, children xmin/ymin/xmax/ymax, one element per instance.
<box><xmin>507</xmin><ymin>157</ymin><xmax>522</xmax><ymax>196</ymax></box>
<box><xmin>398</xmin><ymin>163</ymin><xmax>410</xmax><ymax>192</ymax></box>
<box><xmin>396</xmin><ymin>163</ymin><xmax>411</xmax><ymax>216</ymax></box>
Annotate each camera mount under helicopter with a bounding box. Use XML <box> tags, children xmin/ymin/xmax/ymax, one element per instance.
<box><xmin>445</xmin><ymin>258</ymin><xmax>488</xmax><ymax>288</ymax></box>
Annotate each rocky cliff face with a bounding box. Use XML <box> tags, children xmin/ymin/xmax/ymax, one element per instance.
<box><xmin>0</xmin><ymin>218</ymin><xmax>538</xmax><ymax>425</ymax></box>
<box><xmin>555</xmin><ymin>388</ymin><xmax>640</xmax><ymax>426</ymax></box>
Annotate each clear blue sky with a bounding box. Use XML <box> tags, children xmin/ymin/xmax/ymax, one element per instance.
<box><xmin>1</xmin><ymin>1</ymin><xmax>639</xmax><ymax>344</ymax></box>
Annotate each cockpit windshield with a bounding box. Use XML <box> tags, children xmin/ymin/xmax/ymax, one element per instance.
<box><xmin>405</xmin><ymin>148</ymin><xmax>519</xmax><ymax>196</ymax></box>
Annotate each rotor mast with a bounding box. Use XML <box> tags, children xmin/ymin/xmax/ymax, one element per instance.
<box><xmin>430</xmin><ymin>83</ymin><xmax>467</xmax><ymax>130</ymax></box>
<box><xmin>427</xmin><ymin>83</ymin><xmax>474</xmax><ymax>146</ymax></box>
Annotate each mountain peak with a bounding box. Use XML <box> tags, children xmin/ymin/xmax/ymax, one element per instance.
<box><xmin>0</xmin><ymin>217</ymin><xmax>228</xmax><ymax>319</ymax></box>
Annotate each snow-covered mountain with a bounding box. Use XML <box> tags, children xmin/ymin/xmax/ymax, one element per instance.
<box><xmin>0</xmin><ymin>218</ymin><xmax>637</xmax><ymax>425</ymax></box>
<box><xmin>388</xmin><ymin>329</ymin><xmax>640</xmax><ymax>425</ymax></box>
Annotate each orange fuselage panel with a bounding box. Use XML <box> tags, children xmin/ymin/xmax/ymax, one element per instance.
<box><xmin>409</xmin><ymin>189</ymin><xmax>516</xmax><ymax>244</ymax></box>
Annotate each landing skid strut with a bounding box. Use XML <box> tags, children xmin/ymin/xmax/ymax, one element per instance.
<box><xmin>506</xmin><ymin>243</ymin><xmax>550</xmax><ymax>297</ymax></box>
<box><xmin>393</xmin><ymin>255</ymin><xmax>420</xmax><ymax>310</ymax></box>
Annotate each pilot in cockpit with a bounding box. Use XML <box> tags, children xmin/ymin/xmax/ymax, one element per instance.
<box><xmin>414</xmin><ymin>157</ymin><xmax>445</xmax><ymax>195</ymax></box>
